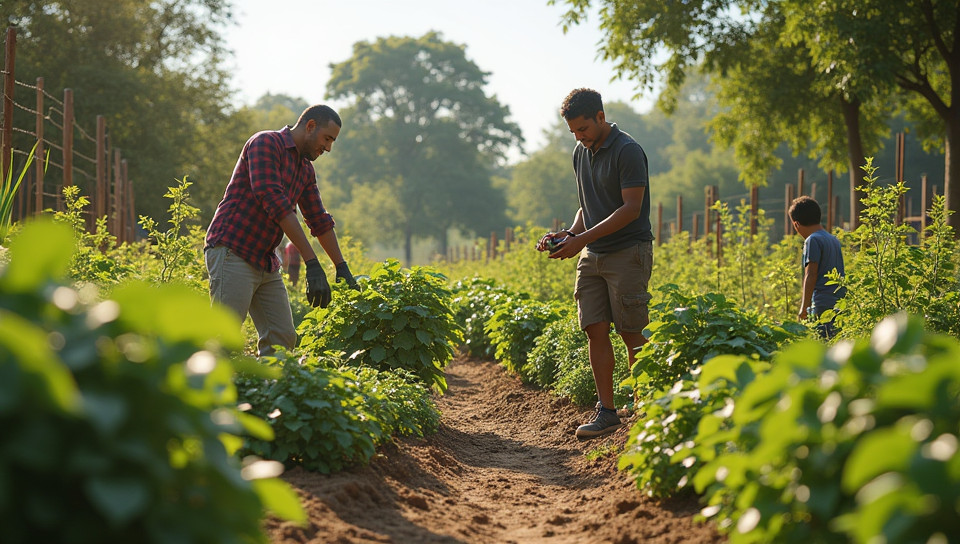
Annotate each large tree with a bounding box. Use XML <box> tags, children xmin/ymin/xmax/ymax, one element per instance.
<box><xmin>323</xmin><ymin>32</ymin><xmax>522</xmax><ymax>264</ymax></box>
<box><xmin>780</xmin><ymin>0</ymin><xmax>960</xmax><ymax>231</ymax></box>
<box><xmin>2</xmin><ymin>0</ymin><xmax>237</xmax><ymax>223</ymax></box>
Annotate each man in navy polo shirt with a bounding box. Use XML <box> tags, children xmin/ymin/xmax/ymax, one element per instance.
<box><xmin>205</xmin><ymin>105</ymin><xmax>357</xmax><ymax>357</ymax></box>
<box><xmin>538</xmin><ymin>88</ymin><xmax>653</xmax><ymax>438</ymax></box>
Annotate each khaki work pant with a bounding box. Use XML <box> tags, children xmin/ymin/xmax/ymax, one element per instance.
<box><xmin>205</xmin><ymin>245</ymin><xmax>296</xmax><ymax>356</ymax></box>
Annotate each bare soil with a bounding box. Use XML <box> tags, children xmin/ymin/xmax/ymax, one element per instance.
<box><xmin>265</xmin><ymin>356</ymin><xmax>724</xmax><ymax>544</ymax></box>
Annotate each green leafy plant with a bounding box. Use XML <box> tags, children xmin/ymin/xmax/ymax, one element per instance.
<box><xmin>1</xmin><ymin>142</ymin><xmax>46</xmax><ymax>244</ymax></box>
<box><xmin>533</xmin><ymin>315</ymin><xmax>634</xmax><ymax>407</ymax></box>
<box><xmin>693</xmin><ymin>313</ymin><xmax>960</xmax><ymax>543</ymax></box>
<box><xmin>630</xmin><ymin>283</ymin><xmax>805</xmax><ymax>398</ymax></box>
<box><xmin>832</xmin><ymin>158</ymin><xmax>960</xmax><ymax>339</ymax></box>
<box><xmin>450</xmin><ymin>276</ymin><xmax>516</xmax><ymax>359</ymax></box>
<box><xmin>137</xmin><ymin>176</ymin><xmax>206</xmax><ymax>288</ymax></box>
<box><xmin>236</xmin><ymin>351</ymin><xmax>438</xmax><ymax>473</ymax></box>
<box><xmin>619</xmin><ymin>355</ymin><xmax>767</xmax><ymax>499</ymax></box>
<box><xmin>52</xmin><ymin>185</ymin><xmax>134</xmax><ymax>284</ymax></box>
<box><xmin>0</xmin><ymin>220</ymin><xmax>302</xmax><ymax>544</ymax></box>
<box><xmin>298</xmin><ymin>259</ymin><xmax>462</xmax><ymax>392</ymax></box>
<box><xmin>713</xmin><ymin>199</ymin><xmax>778</xmax><ymax>309</ymax></box>
<box><xmin>486</xmin><ymin>294</ymin><xmax>565</xmax><ymax>378</ymax></box>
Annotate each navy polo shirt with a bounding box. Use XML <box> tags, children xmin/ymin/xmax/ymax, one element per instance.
<box><xmin>573</xmin><ymin>123</ymin><xmax>652</xmax><ymax>252</ymax></box>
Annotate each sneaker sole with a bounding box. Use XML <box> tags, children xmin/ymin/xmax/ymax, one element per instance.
<box><xmin>575</xmin><ymin>422</ymin><xmax>623</xmax><ymax>439</ymax></box>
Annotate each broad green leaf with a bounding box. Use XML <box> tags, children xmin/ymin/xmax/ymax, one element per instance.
<box><xmin>1</xmin><ymin>220</ymin><xmax>75</xmax><ymax>290</ymax></box>
<box><xmin>112</xmin><ymin>283</ymin><xmax>243</xmax><ymax>349</ymax></box>
<box><xmin>236</xmin><ymin>411</ymin><xmax>275</xmax><ymax>441</ymax></box>
<box><xmin>0</xmin><ymin>311</ymin><xmax>79</xmax><ymax>412</ymax></box>
<box><xmin>252</xmin><ymin>478</ymin><xmax>306</xmax><ymax>524</ymax></box>
<box><xmin>842</xmin><ymin>427</ymin><xmax>916</xmax><ymax>492</ymax></box>
<box><xmin>85</xmin><ymin>477</ymin><xmax>150</xmax><ymax>526</ymax></box>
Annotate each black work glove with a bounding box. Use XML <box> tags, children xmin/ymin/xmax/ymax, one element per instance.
<box><xmin>335</xmin><ymin>261</ymin><xmax>359</xmax><ymax>290</ymax></box>
<box><xmin>304</xmin><ymin>258</ymin><xmax>331</xmax><ymax>308</ymax></box>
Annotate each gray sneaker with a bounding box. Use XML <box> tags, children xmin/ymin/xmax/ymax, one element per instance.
<box><xmin>575</xmin><ymin>402</ymin><xmax>622</xmax><ymax>438</ymax></box>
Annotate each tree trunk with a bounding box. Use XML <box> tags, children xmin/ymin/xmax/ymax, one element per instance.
<box><xmin>840</xmin><ymin>95</ymin><xmax>867</xmax><ymax>230</ymax></box>
<box><xmin>946</xmin><ymin>109</ymin><xmax>959</xmax><ymax>234</ymax></box>
<box><xmin>439</xmin><ymin>226</ymin><xmax>449</xmax><ymax>261</ymax></box>
<box><xmin>404</xmin><ymin>227</ymin><xmax>413</xmax><ymax>268</ymax></box>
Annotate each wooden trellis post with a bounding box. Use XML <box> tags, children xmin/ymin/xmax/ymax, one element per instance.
<box><xmin>1</xmin><ymin>27</ymin><xmax>15</xmax><ymax>185</ymax></box>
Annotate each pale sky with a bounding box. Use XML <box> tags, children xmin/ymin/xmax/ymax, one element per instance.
<box><xmin>222</xmin><ymin>0</ymin><xmax>657</xmax><ymax>156</ymax></box>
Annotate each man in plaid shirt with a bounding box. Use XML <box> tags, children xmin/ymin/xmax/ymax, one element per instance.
<box><xmin>205</xmin><ymin>104</ymin><xmax>357</xmax><ymax>356</ymax></box>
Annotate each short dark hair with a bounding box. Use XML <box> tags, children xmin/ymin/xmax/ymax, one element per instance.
<box><xmin>297</xmin><ymin>105</ymin><xmax>342</xmax><ymax>128</ymax></box>
<box><xmin>560</xmin><ymin>88</ymin><xmax>603</xmax><ymax>121</ymax></box>
<box><xmin>789</xmin><ymin>196</ymin><xmax>822</xmax><ymax>226</ymax></box>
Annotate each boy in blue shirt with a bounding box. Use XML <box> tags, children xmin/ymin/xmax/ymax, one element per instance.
<box><xmin>789</xmin><ymin>196</ymin><xmax>846</xmax><ymax>339</ymax></box>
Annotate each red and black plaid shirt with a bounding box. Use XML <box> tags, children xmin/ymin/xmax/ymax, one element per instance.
<box><xmin>205</xmin><ymin>126</ymin><xmax>335</xmax><ymax>272</ymax></box>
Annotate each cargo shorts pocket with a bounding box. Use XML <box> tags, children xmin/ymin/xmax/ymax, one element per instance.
<box><xmin>619</xmin><ymin>293</ymin><xmax>650</xmax><ymax>332</ymax></box>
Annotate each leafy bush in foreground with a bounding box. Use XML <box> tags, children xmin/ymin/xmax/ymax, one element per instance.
<box><xmin>298</xmin><ymin>259</ymin><xmax>462</xmax><ymax>392</ymax></box>
<box><xmin>0</xmin><ymin>220</ymin><xmax>302</xmax><ymax>544</ymax></box>
<box><xmin>693</xmin><ymin>314</ymin><xmax>960</xmax><ymax>543</ymax></box>
<box><xmin>619</xmin><ymin>355</ymin><xmax>767</xmax><ymax>498</ymax></box>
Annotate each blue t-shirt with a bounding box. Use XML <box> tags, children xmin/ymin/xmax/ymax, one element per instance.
<box><xmin>802</xmin><ymin>229</ymin><xmax>846</xmax><ymax>312</ymax></box>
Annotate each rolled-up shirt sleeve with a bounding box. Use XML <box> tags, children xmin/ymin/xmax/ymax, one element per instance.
<box><xmin>299</xmin><ymin>181</ymin><xmax>335</xmax><ymax>236</ymax></box>
<box><xmin>247</xmin><ymin>135</ymin><xmax>296</xmax><ymax>222</ymax></box>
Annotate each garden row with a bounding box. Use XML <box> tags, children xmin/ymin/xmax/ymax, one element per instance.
<box><xmin>460</xmin><ymin>271</ymin><xmax>960</xmax><ymax>543</ymax></box>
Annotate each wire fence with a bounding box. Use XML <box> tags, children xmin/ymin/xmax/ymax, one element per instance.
<box><xmin>1</xmin><ymin>26</ymin><xmax>136</xmax><ymax>242</ymax></box>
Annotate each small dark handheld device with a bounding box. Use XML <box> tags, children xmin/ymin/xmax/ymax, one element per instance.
<box><xmin>545</xmin><ymin>235</ymin><xmax>568</xmax><ymax>253</ymax></box>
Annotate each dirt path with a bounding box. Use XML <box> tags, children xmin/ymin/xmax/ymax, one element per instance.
<box><xmin>265</xmin><ymin>357</ymin><xmax>723</xmax><ymax>544</ymax></box>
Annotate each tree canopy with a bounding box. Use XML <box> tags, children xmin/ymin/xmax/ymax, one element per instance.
<box><xmin>321</xmin><ymin>32</ymin><xmax>522</xmax><ymax>263</ymax></box>
<box><xmin>554</xmin><ymin>0</ymin><xmax>959</xmax><ymax>231</ymax></box>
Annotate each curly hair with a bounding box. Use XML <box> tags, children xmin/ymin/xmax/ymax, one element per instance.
<box><xmin>560</xmin><ymin>88</ymin><xmax>603</xmax><ymax>121</ymax></box>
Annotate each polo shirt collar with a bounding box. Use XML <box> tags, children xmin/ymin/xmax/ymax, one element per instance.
<box><xmin>598</xmin><ymin>123</ymin><xmax>620</xmax><ymax>150</ymax></box>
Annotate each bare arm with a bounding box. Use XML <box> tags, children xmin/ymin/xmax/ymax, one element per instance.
<box><xmin>799</xmin><ymin>261</ymin><xmax>818</xmax><ymax>320</ymax></box>
<box><xmin>316</xmin><ymin>228</ymin><xmax>346</xmax><ymax>266</ymax></box>
<box><xmin>278</xmin><ymin>213</ymin><xmax>318</xmax><ymax>262</ymax></box>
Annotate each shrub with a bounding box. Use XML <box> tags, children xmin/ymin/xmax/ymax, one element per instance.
<box><xmin>619</xmin><ymin>355</ymin><xmax>767</xmax><ymax>498</ymax></box>
<box><xmin>450</xmin><ymin>276</ymin><xmax>515</xmax><ymax>359</ymax></box>
<box><xmin>0</xmin><ymin>220</ymin><xmax>302</xmax><ymax>544</ymax></box>
<box><xmin>236</xmin><ymin>352</ymin><xmax>437</xmax><ymax>473</ymax></box>
<box><xmin>298</xmin><ymin>259</ymin><xmax>462</xmax><ymax>392</ymax></box>
<box><xmin>528</xmin><ymin>315</ymin><xmax>633</xmax><ymax>408</ymax></box>
<box><xmin>630</xmin><ymin>283</ymin><xmax>805</xmax><ymax>398</ymax></box>
<box><xmin>832</xmin><ymin>159</ymin><xmax>960</xmax><ymax>339</ymax></box>
<box><xmin>693</xmin><ymin>313</ymin><xmax>960</xmax><ymax>543</ymax></box>
<box><xmin>486</xmin><ymin>295</ymin><xmax>565</xmax><ymax>378</ymax></box>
